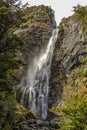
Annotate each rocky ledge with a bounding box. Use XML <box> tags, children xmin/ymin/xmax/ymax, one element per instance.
<box><xmin>13</xmin><ymin>119</ymin><xmax>59</xmax><ymax>130</ymax></box>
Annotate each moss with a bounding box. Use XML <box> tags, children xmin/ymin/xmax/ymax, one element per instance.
<box><xmin>81</xmin><ymin>58</ymin><xmax>87</xmax><ymax>64</ymax></box>
<box><xmin>71</xmin><ymin>6</ymin><xmax>87</xmax><ymax>31</ymax></box>
<box><xmin>79</xmin><ymin>70</ymin><xmax>87</xmax><ymax>77</ymax></box>
<box><xmin>13</xmin><ymin>104</ymin><xmax>37</xmax><ymax>121</ymax></box>
<box><xmin>58</xmin><ymin>23</ymin><xmax>64</xmax><ymax>40</ymax></box>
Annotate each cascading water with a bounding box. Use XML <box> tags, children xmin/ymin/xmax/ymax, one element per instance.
<box><xmin>16</xmin><ymin>29</ymin><xmax>58</xmax><ymax>119</ymax></box>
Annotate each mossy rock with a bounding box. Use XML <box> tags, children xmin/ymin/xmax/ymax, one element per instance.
<box><xmin>13</xmin><ymin>103</ymin><xmax>37</xmax><ymax>121</ymax></box>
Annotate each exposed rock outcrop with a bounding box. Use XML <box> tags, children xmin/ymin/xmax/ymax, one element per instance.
<box><xmin>14</xmin><ymin>5</ymin><xmax>56</xmax><ymax>85</ymax></box>
<box><xmin>13</xmin><ymin>119</ymin><xmax>59</xmax><ymax>130</ymax></box>
<box><xmin>49</xmin><ymin>6</ymin><xmax>87</xmax><ymax>117</ymax></box>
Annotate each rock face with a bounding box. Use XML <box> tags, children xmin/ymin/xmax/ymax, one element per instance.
<box><xmin>14</xmin><ymin>5</ymin><xmax>56</xmax><ymax>84</ymax></box>
<box><xmin>14</xmin><ymin>6</ymin><xmax>57</xmax><ymax>111</ymax></box>
<box><xmin>1</xmin><ymin>4</ymin><xmax>87</xmax><ymax>130</ymax></box>
<box><xmin>49</xmin><ymin>6</ymin><xmax>87</xmax><ymax>107</ymax></box>
<box><xmin>13</xmin><ymin>120</ymin><xmax>59</xmax><ymax>130</ymax></box>
<box><xmin>0</xmin><ymin>5</ymin><xmax>57</xmax><ymax>130</ymax></box>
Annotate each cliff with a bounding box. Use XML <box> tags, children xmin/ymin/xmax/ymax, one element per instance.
<box><xmin>50</xmin><ymin>6</ymin><xmax>87</xmax><ymax>105</ymax></box>
<box><xmin>49</xmin><ymin>6</ymin><xmax>87</xmax><ymax>129</ymax></box>
<box><xmin>0</xmin><ymin>3</ymin><xmax>87</xmax><ymax>130</ymax></box>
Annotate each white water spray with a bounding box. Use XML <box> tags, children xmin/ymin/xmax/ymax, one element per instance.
<box><xmin>16</xmin><ymin>29</ymin><xmax>58</xmax><ymax>119</ymax></box>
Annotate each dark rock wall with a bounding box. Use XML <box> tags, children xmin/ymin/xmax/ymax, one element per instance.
<box><xmin>49</xmin><ymin>11</ymin><xmax>87</xmax><ymax>107</ymax></box>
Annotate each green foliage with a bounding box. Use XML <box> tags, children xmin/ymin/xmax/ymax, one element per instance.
<box><xmin>0</xmin><ymin>0</ymin><xmax>25</xmax><ymax>89</ymax></box>
<box><xmin>81</xmin><ymin>58</ymin><xmax>87</xmax><ymax>64</ymax></box>
<box><xmin>0</xmin><ymin>0</ymin><xmax>26</xmax><ymax>39</ymax></box>
<box><xmin>21</xmin><ymin>5</ymin><xmax>54</xmax><ymax>32</ymax></box>
<box><xmin>75</xmin><ymin>6</ymin><xmax>87</xmax><ymax>17</ymax></box>
<box><xmin>13</xmin><ymin>103</ymin><xmax>37</xmax><ymax>122</ymax></box>
<box><xmin>73</xmin><ymin>6</ymin><xmax>87</xmax><ymax>29</ymax></box>
<box><xmin>0</xmin><ymin>6</ymin><xmax>9</xmax><ymax>15</ymax></box>
<box><xmin>78</xmin><ymin>70</ymin><xmax>87</xmax><ymax>77</ymax></box>
<box><xmin>58</xmin><ymin>23</ymin><xmax>64</xmax><ymax>41</ymax></box>
<box><xmin>0</xmin><ymin>34</ymin><xmax>23</xmax><ymax>89</ymax></box>
<box><xmin>51</xmin><ymin>94</ymin><xmax>87</xmax><ymax>130</ymax></box>
<box><xmin>0</xmin><ymin>91</ymin><xmax>16</xmax><ymax>130</ymax></box>
<box><xmin>0</xmin><ymin>0</ymin><xmax>26</xmax><ymax>128</ymax></box>
<box><xmin>0</xmin><ymin>0</ymin><xmax>10</xmax><ymax>37</ymax></box>
<box><xmin>0</xmin><ymin>33</ymin><xmax>24</xmax><ymax>128</ymax></box>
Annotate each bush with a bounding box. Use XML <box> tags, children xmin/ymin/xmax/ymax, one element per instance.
<box><xmin>73</xmin><ymin>6</ymin><xmax>87</xmax><ymax>28</ymax></box>
<box><xmin>50</xmin><ymin>92</ymin><xmax>87</xmax><ymax>130</ymax></box>
<box><xmin>58</xmin><ymin>94</ymin><xmax>87</xmax><ymax>130</ymax></box>
<box><xmin>78</xmin><ymin>70</ymin><xmax>87</xmax><ymax>77</ymax></box>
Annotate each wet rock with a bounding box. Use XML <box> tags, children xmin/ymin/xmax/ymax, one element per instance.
<box><xmin>13</xmin><ymin>119</ymin><xmax>59</xmax><ymax>130</ymax></box>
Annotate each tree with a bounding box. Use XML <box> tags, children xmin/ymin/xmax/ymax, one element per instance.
<box><xmin>58</xmin><ymin>94</ymin><xmax>87</xmax><ymax>130</ymax></box>
<box><xmin>73</xmin><ymin>4</ymin><xmax>81</xmax><ymax>12</ymax></box>
<box><xmin>0</xmin><ymin>0</ymin><xmax>24</xmax><ymax>88</ymax></box>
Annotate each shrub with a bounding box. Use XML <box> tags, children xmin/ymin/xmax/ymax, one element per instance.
<box><xmin>50</xmin><ymin>93</ymin><xmax>87</xmax><ymax>130</ymax></box>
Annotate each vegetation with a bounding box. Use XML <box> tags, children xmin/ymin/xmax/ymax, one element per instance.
<box><xmin>0</xmin><ymin>91</ymin><xmax>16</xmax><ymax>130</ymax></box>
<box><xmin>0</xmin><ymin>1</ymin><xmax>87</xmax><ymax>130</ymax></box>
<box><xmin>0</xmin><ymin>0</ymin><xmax>24</xmax><ymax>86</ymax></box>
<box><xmin>0</xmin><ymin>0</ymin><xmax>27</xmax><ymax>129</ymax></box>
<box><xmin>73</xmin><ymin>5</ymin><xmax>87</xmax><ymax>30</ymax></box>
<box><xmin>60</xmin><ymin>95</ymin><xmax>87</xmax><ymax>130</ymax></box>
<box><xmin>79</xmin><ymin>70</ymin><xmax>87</xmax><ymax>77</ymax></box>
<box><xmin>82</xmin><ymin>58</ymin><xmax>87</xmax><ymax>65</ymax></box>
<box><xmin>13</xmin><ymin>103</ymin><xmax>37</xmax><ymax>121</ymax></box>
<box><xmin>0</xmin><ymin>1</ymin><xmax>55</xmax><ymax>129</ymax></box>
<box><xmin>50</xmin><ymin>92</ymin><xmax>87</xmax><ymax>130</ymax></box>
<box><xmin>58</xmin><ymin>23</ymin><xmax>64</xmax><ymax>42</ymax></box>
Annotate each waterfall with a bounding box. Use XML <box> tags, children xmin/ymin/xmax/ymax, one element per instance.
<box><xmin>16</xmin><ymin>29</ymin><xmax>58</xmax><ymax>119</ymax></box>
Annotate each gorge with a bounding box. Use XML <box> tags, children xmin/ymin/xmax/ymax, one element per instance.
<box><xmin>0</xmin><ymin>3</ymin><xmax>87</xmax><ymax>130</ymax></box>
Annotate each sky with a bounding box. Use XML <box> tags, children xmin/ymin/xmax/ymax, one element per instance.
<box><xmin>22</xmin><ymin>0</ymin><xmax>87</xmax><ymax>25</ymax></box>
